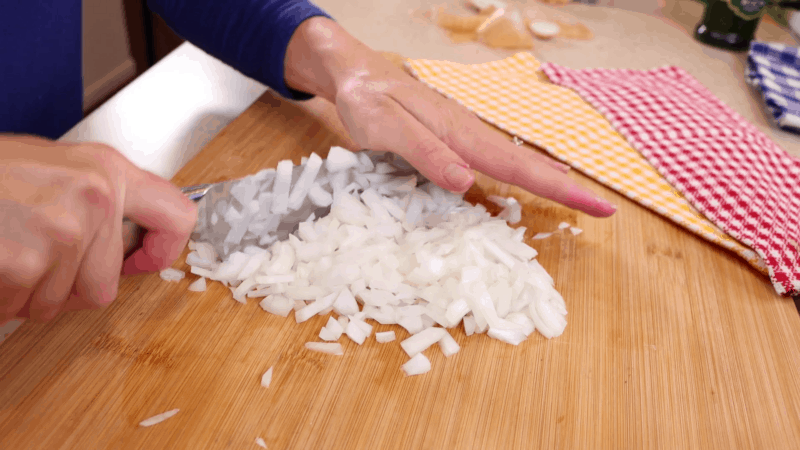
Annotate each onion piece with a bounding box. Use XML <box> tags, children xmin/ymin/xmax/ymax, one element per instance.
<box><xmin>487</xmin><ymin>327</ymin><xmax>527</xmax><ymax>345</ymax></box>
<box><xmin>188</xmin><ymin>277</ymin><xmax>207</xmax><ymax>292</ymax></box>
<box><xmin>308</xmin><ymin>183</ymin><xmax>333</xmax><ymax>207</ymax></box>
<box><xmin>159</xmin><ymin>268</ymin><xmax>185</xmax><ymax>282</ymax></box>
<box><xmin>304</xmin><ymin>342</ymin><xmax>344</xmax><ymax>355</ymax></box>
<box><xmin>346</xmin><ymin>317</ymin><xmax>372</xmax><ymax>344</ymax></box>
<box><xmin>319</xmin><ymin>327</ymin><xmax>337</xmax><ymax>341</ymax></box>
<box><xmin>333</xmin><ymin>288</ymin><xmax>359</xmax><ymax>316</ymax></box>
<box><xmin>438</xmin><ymin>332</ymin><xmax>460</xmax><ymax>357</ymax></box>
<box><xmin>261</xmin><ymin>366</ymin><xmax>273</xmax><ymax>388</ymax></box>
<box><xmin>398</xmin><ymin>315</ymin><xmax>425</xmax><ymax>335</ymax></box>
<box><xmin>400</xmin><ymin>327</ymin><xmax>447</xmax><ymax>357</ymax></box>
<box><xmin>532</xmin><ymin>232</ymin><xmax>552</xmax><ymax>240</ymax></box>
<box><xmin>558</xmin><ymin>222</ymin><xmax>570</xmax><ymax>230</ymax></box>
<box><xmin>190</xmin><ymin>266</ymin><xmax>214</xmax><ymax>278</ymax></box>
<box><xmin>271</xmin><ymin>160</ymin><xmax>293</xmax><ymax>214</ymax></box>
<box><xmin>325</xmin><ymin>316</ymin><xmax>344</xmax><ymax>338</ymax></box>
<box><xmin>288</xmin><ymin>152</ymin><xmax>323</xmax><ymax>211</ymax></box>
<box><xmin>139</xmin><ymin>409</ymin><xmax>179</xmax><ymax>427</ymax></box>
<box><xmin>376</xmin><ymin>331</ymin><xmax>396</xmax><ymax>343</ymax></box>
<box><xmin>445</xmin><ymin>298</ymin><xmax>470</xmax><ymax>327</ymax></box>
<box><xmin>506</xmin><ymin>312</ymin><xmax>535</xmax><ymax>336</ymax></box>
<box><xmin>402</xmin><ymin>353</ymin><xmax>431</xmax><ymax>377</ymax></box>
<box><xmin>325</xmin><ymin>146</ymin><xmax>360</xmax><ymax>173</ymax></box>
<box><xmin>255</xmin><ymin>274</ymin><xmax>296</xmax><ymax>285</ymax></box>
<box><xmin>570</xmin><ymin>227</ymin><xmax>583</xmax><ymax>236</ymax></box>
<box><xmin>259</xmin><ymin>295</ymin><xmax>294</xmax><ymax>317</ymax></box>
<box><xmin>237</xmin><ymin>252</ymin><xmax>270</xmax><ymax>280</ymax></box>
<box><xmin>256</xmin><ymin>437</ymin><xmax>268</xmax><ymax>449</ymax></box>
<box><xmin>463</xmin><ymin>316</ymin><xmax>476</xmax><ymax>336</ymax></box>
<box><xmin>295</xmin><ymin>292</ymin><xmax>337</xmax><ymax>323</ymax></box>
<box><xmin>187</xmin><ymin>252</ymin><xmax>214</xmax><ymax>269</ymax></box>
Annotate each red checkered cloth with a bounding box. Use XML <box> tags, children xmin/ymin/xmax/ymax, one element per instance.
<box><xmin>542</xmin><ymin>63</ymin><xmax>800</xmax><ymax>296</ymax></box>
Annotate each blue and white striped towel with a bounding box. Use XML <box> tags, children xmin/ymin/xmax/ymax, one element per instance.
<box><xmin>745</xmin><ymin>41</ymin><xmax>800</xmax><ymax>134</ymax></box>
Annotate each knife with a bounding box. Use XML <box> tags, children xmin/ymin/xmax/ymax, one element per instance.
<box><xmin>122</xmin><ymin>150</ymin><xmax>419</xmax><ymax>261</ymax></box>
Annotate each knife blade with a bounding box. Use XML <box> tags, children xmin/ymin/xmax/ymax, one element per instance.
<box><xmin>122</xmin><ymin>150</ymin><xmax>420</xmax><ymax>261</ymax></box>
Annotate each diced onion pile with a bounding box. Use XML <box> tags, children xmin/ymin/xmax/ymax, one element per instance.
<box><xmin>170</xmin><ymin>147</ymin><xmax>569</xmax><ymax>377</ymax></box>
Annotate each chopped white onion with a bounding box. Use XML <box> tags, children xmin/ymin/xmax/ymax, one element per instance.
<box><xmin>319</xmin><ymin>327</ymin><xmax>337</xmax><ymax>341</ymax></box>
<box><xmin>304</xmin><ymin>342</ymin><xmax>344</xmax><ymax>355</ymax></box>
<box><xmin>259</xmin><ymin>295</ymin><xmax>294</xmax><ymax>317</ymax></box>
<box><xmin>438</xmin><ymin>332</ymin><xmax>460</xmax><ymax>357</ymax></box>
<box><xmin>376</xmin><ymin>331</ymin><xmax>396</xmax><ymax>343</ymax></box>
<box><xmin>558</xmin><ymin>222</ymin><xmax>570</xmax><ymax>230</ymax></box>
<box><xmin>295</xmin><ymin>292</ymin><xmax>337</xmax><ymax>323</ymax></box>
<box><xmin>256</xmin><ymin>437</ymin><xmax>268</xmax><ymax>448</ymax></box>
<box><xmin>181</xmin><ymin>147</ymin><xmax>567</xmax><ymax>379</ymax></box>
<box><xmin>333</xmin><ymin>288</ymin><xmax>359</xmax><ymax>316</ymax></box>
<box><xmin>325</xmin><ymin>146</ymin><xmax>360</xmax><ymax>173</ymax></box>
<box><xmin>188</xmin><ymin>277</ymin><xmax>207</xmax><ymax>292</ymax></box>
<box><xmin>261</xmin><ymin>366</ymin><xmax>273</xmax><ymax>388</ymax></box>
<box><xmin>288</xmin><ymin>152</ymin><xmax>323</xmax><ymax>211</ymax></box>
<box><xmin>325</xmin><ymin>316</ymin><xmax>344</xmax><ymax>339</ymax></box>
<box><xmin>570</xmin><ymin>227</ymin><xmax>583</xmax><ymax>236</ymax></box>
<box><xmin>400</xmin><ymin>327</ymin><xmax>447</xmax><ymax>357</ymax></box>
<box><xmin>271</xmin><ymin>160</ymin><xmax>293</xmax><ymax>214</ymax></box>
<box><xmin>159</xmin><ymin>268</ymin><xmax>185</xmax><ymax>282</ymax></box>
<box><xmin>308</xmin><ymin>183</ymin><xmax>333</xmax><ymax>207</ymax></box>
<box><xmin>487</xmin><ymin>327</ymin><xmax>527</xmax><ymax>345</ymax></box>
<box><xmin>139</xmin><ymin>409</ymin><xmax>179</xmax><ymax>427</ymax></box>
<box><xmin>402</xmin><ymin>353</ymin><xmax>431</xmax><ymax>376</ymax></box>
<box><xmin>463</xmin><ymin>315</ymin><xmax>476</xmax><ymax>336</ymax></box>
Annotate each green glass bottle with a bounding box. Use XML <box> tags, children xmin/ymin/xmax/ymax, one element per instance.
<box><xmin>694</xmin><ymin>0</ymin><xmax>769</xmax><ymax>51</ymax></box>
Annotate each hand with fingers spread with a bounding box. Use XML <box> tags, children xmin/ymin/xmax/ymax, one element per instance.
<box><xmin>0</xmin><ymin>136</ymin><xmax>197</xmax><ymax>324</ymax></box>
<box><xmin>285</xmin><ymin>17</ymin><xmax>616</xmax><ymax>217</ymax></box>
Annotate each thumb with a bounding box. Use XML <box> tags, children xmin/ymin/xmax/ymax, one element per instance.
<box><xmin>121</xmin><ymin>168</ymin><xmax>197</xmax><ymax>276</ymax></box>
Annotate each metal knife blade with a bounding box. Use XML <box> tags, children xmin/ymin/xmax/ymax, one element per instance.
<box><xmin>122</xmin><ymin>150</ymin><xmax>421</xmax><ymax>261</ymax></box>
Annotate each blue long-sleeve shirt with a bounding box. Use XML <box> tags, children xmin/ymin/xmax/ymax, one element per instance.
<box><xmin>0</xmin><ymin>0</ymin><xmax>331</xmax><ymax>140</ymax></box>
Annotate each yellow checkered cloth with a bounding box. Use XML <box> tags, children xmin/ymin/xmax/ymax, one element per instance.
<box><xmin>406</xmin><ymin>52</ymin><xmax>766</xmax><ymax>274</ymax></box>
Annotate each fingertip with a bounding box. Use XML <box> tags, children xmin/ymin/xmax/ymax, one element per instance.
<box><xmin>443</xmin><ymin>163</ymin><xmax>475</xmax><ymax>193</ymax></box>
<box><xmin>121</xmin><ymin>248</ymin><xmax>162</xmax><ymax>276</ymax></box>
<box><xmin>121</xmin><ymin>229</ymin><xmax>186</xmax><ymax>277</ymax></box>
<box><xmin>583</xmin><ymin>198</ymin><xmax>617</xmax><ymax>218</ymax></box>
<box><xmin>597</xmin><ymin>201</ymin><xmax>617</xmax><ymax>217</ymax></box>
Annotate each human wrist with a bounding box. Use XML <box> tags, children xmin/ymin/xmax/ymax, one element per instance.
<box><xmin>284</xmin><ymin>17</ymin><xmax>379</xmax><ymax>104</ymax></box>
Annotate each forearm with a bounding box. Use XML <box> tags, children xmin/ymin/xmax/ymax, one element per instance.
<box><xmin>148</xmin><ymin>0</ymin><xmax>332</xmax><ymax>100</ymax></box>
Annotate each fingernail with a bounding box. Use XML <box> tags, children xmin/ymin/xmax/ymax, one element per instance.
<box><xmin>444</xmin><ymin>163</ymin><xmax>475</xmax><ymax>192</ymax></box>
<box><xmin>121</xmin><ymin>249</ymin><xmax>159</xmax><ymax>276</ymax></box>
<box><xmin>598</xmin><ymin>198</ymin><xmax>617</xmax><ymax>215</ymax></box>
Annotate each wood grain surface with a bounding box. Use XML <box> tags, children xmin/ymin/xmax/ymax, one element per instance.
<box><xmin>2</xmin><ymin>91</ymin><xmax>800</xmax><ymax>450</ymax></box>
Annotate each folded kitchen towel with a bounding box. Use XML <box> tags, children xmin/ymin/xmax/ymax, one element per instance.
<box><xmin>745</xmin><ymin>41</ymin><xmax>800</xmax><ymax>134</ymax></box>
<box><xmin>405</xmin><ymin>53</ymin><xmax>767</xmax><ymax>284</ymax></box>
<box><xmin>542</xmin><ymin>62</ymin><xmax>800</xmax><ymax>296</ymax></box>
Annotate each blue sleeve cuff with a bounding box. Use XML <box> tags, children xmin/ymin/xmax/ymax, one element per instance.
<box><xmin>147</xmin><ymin>0</ymin><xmax>333</xmax><ymax>101</ymax></box>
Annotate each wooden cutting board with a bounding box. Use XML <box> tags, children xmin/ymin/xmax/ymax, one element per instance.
<box><xmin>2</xmin><ymin>90</ymin><xmax>800</xmax><ymax>450</ymax></box>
